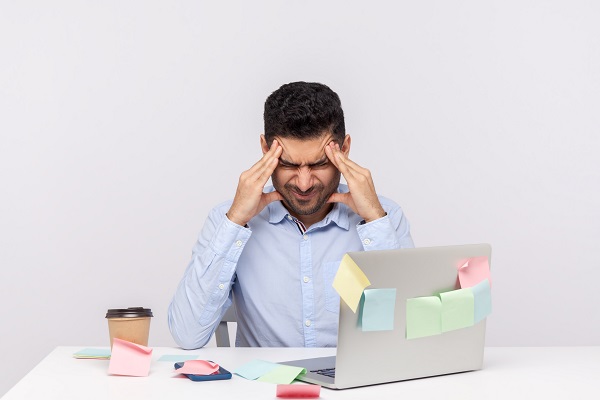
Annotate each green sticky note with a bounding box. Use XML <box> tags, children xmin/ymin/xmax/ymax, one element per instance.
<box><xmin>406</xmin><ymin>296</ymin><xmax>442</xmax><ymax>339</ymax></box>
<box><xmin>440</xmin><ymin>288</ymin><xmax>475</xmax><ymax>332</ymax></box>
<box><xmin>73</xmin><ymin>348</ymin><xmax>111</xmax><ymax>359</ymax></box>
<box><xmin>472</xmin><ymin>279</ymin><xmax>492</xmax><ymax>323</ymax></box>
<box><xmin>234</xmin><ymin>359</ymin><xmax>279</xmax><ymax>380</ymax></box>
<box><xmin>257</xmin><ymin>364</ymin><xmax>307</xmax><ymax>384</ymax></box>
<box><xmin>362</xmin><ymin>288</ymin><xmax>396</xmax><ymax>331</ymax></box>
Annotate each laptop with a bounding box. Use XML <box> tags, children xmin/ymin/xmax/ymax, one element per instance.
<box><xmin>281</xmin><ymin>243</ymin><xmax>492</xmax><ymax>389</ymax></box>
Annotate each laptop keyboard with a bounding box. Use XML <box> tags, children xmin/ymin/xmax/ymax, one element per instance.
<box><xmin>311</xmin><ymin>368</ymin><xmax>336</xmax><ymax>378</ymax></box>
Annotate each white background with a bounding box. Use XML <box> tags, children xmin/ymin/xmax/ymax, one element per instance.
<box><xmin>1</xmin><ymin>0</ymin><xmax>599</xmax><ymax>396</ymax></box>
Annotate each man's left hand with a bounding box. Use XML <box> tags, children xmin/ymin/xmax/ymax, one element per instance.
<box><xmin>325</xmin><ymin>141</ymin><xmax>386</xmax><ymax>223</ymax></box>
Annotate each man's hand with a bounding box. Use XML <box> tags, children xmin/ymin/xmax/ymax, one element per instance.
<box><xmin>325</xmin><ymin>141</ymin><xmax>386</xmax><ymax>223</ymax></box>
<box><xmin>227</xmin><ymin>140</ymin><xmax>284</xmax><ymax>226</ymax></box>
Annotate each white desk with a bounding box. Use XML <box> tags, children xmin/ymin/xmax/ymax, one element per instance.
<box><xmin>3</xmin><ymin>347</ymin><xmax>599</xmax><ymax>399</ymax></box>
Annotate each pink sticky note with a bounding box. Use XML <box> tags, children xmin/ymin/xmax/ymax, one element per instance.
<box><xmin>276</xmin><ymin>384</ymin><xmax>321</xmax><ymax>398</ymax></box>
<box><xmin>108</xmin><ymin>338</ymin><xmax>152</xmax><ymax>377</ymax></box>
<box><xmin>458</xmin><ymin>256</ymin><xmax>491</xmax><ymax>289</ymax></box>
<box><xmin>177</xmin><ymin>360</ymin><xmax>220</xmax><ymax>375</ymax></box>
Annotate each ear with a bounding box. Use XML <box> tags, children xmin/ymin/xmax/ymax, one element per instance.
<box><xmin>341</xmin><ymin>135</ymin><xmax>351</xmax><ymax>155</ymax></box>
<box><xmin>260</xmin><ymin>135</ymin><xmax>269</xmax><ymax>155</ymax></box>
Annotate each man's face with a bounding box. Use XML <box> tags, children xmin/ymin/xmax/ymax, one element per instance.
<box><xmin>265</xmin><ymin>134</ymin><xmax>348</xmax><ymax>219</ymax></box>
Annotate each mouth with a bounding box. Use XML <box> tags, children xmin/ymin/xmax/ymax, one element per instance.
<box><xmin>291</xmin><ymin>189</ymin><xmax>318</xmax><ymax>201</ymax></box>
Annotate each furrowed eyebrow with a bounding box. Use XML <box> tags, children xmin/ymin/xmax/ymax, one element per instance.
<box><xmin>279</xmin><ymin>159</ymin><xmax>301</xmax><ymax>168</ymax></box>
<box><xmin>307</xmin><ymin>157</ymin><xmax>329</xmax><ymax>167</ymax></box>
<box><xmin>279</xmin><ymin>156</ymin><xmax>329</xmax><ymax>168</ymax></box>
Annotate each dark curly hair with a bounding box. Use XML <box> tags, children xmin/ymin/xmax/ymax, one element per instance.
<box><xmin>264</xmin><ymin>82</ymin><xmax>345</xmax><ymax>146</ymax></box>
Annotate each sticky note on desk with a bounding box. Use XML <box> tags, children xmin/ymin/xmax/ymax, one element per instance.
<box><xmin>458</xmin><ymin>256</ymin><xmax>491</xmax><ymax>288</ymax></box>
<box><xmin>176</xmin><ymin>360</ymin><xmax>219</xmax><ymax>375</ymax></box>
<box><xmin>361</xmin><ymin>288</ymin><xmax>396</xmax><ymax>331</ymax></box>
<box><xmin>234</xmin><ymin>359</ymin><xmax>280</xmax><ymax>380</ymax></box>
<box><xmin>108</xmin><ymin>338</ymin><xmax>152</xmax><ymax>377</ymax></box>
<box><xmin>440</xmin><ymin>288</ymin><xmax>474</xmax><ymax>332</ymax></box>
<box><xmin>257</xmin><ymin>364</ymin><xmax>307</xmax><ymax>384</ymax></box>
<box><xmin>276</xmin><ymin>384</ymin><xmax>321</xmax><ymax>398</ymax></box>
<box><xmin>332</xmin><ymin>254</ymin><xmax>371</xmax><ymax>312</ymax></box>
<box><xmin>73</xmin><ymin>348</ymin><xmax>111</xmax><ymax>359</ymax></box>
<box><xmin>406</xmin><ymin>296</ymin><xmax>442</xmax><ymax>339</ymax></box>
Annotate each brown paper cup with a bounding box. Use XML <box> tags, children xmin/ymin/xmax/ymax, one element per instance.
<box><xmin>106</xmin><ymin>307</ymin><xmax>153</xmax><ymax>348</ymax></box>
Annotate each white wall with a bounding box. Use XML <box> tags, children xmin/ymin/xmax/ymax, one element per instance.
<box><xmin>1</xmin><ymin>0</ymin><xmax>599</xmax><ymax>396</ymax></box>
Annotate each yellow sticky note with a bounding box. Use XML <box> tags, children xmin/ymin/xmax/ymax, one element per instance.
<box><xmin>332</xmin><ymin>254</ymin><xmax>371</xmax><ymax>312</ymax></box>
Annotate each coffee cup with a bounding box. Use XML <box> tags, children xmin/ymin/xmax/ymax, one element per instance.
<box><xmin>106</xmin><ymin>307</ymin><xmax>153</xmax><ymax>348</ymax></box>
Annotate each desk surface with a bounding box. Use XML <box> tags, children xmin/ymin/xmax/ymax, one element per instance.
<box><xmin>3</xmin><ymin>346</ymin><xmax>600</xmax><ymax>399</ymax></box>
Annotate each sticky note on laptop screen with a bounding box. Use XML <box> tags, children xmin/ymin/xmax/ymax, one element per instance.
<box><xmin>458</xmin><ymin>256</ymin><xmax>491</xmax><ymax>288</ymax></box>
<box><xmin>361</xmin><ymin>288</ymin><xmax>396</xmax><ymax>331</ymax></box>
<box><xmin>406</xmin><ymin>296</ymin><xmax>442</xmax><ymax>339</ymax></box>
<box><xmin>472</xmin><ymin>279</ymin><xmax>492</xmax><ymax>323</ymax></box>
<box><xmin>332</xmin><ymin>254</ymin><xmax>371</xmax><ymax>313</ymax></box>
<box><xmin>440</xmin><ymin>288</ymin><xmax>475</xmax><ymax>332</ymax></box>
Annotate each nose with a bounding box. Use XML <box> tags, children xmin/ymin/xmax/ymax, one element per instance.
<box><xmin>295</xmin><ymin>167</ymin><xmax>314</xmax><ymax>192</ymax></box>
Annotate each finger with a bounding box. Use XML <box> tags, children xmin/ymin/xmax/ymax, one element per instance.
<box><xmin>331</xmin><ymin>143</ymin><xmax>368</xmax><ymax>175</ymax></box>
<box><xmin>247</xmin><ymin>143</ymin><xmax>282</xmax><ymax>183</ymax></box>
<box><xmin>262</xmin><ymin>190</ymin><xmax>284</xmax><ymax>206</ymax></box>
<box><xmin>327</xmin><ymin>192</ymin><xmax>348</xmax><ymax>204</ymax></box>
<box><xmin>331</xmin><ymin>143</ymin><xmax>377</xmax><ymax>191</ymax></box>
<box><xmin>327</xmin><ymin>192</ymin><xmax>358</xmax><ymax>214</ymax></box>
<box><xmin>325</xmin><ymin>142</ymin><xmax>354</xmax><ymax>178</ymax></box>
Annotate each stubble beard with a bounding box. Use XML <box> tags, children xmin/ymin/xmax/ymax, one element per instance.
<box><xmin>273</xmin><ymin>172</ymin><xmax>341</xmax><ymax>217</ymax></box>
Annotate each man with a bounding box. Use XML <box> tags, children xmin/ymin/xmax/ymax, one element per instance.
<box><xmin>168</xmin><ymin>82</ymin><xmax>414</xmax><ymax>349</ymax></box>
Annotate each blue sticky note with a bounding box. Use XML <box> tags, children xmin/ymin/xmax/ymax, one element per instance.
<box><xmin>361</xmin><ymin>288</ymin><xmax>397</xmax><ymax>331</ymax></box>
<box><xmin>472</xmin><ymin>278</ymin><xmax>492</xmax><ymax>323</ymax></box>
<box><xmin>234</xmin><ymin>359</ymin><xmax>280</xmax><ymax>380</ymax></box>
<box><xmin>157</xmin><ymin>354</ymin><xmax>200</xmax><ymax>362</ymax></box>
<box><xmin>73</xmin><ymin>348</ymin><xmax>111</xmax><ymax>358</ymax></box>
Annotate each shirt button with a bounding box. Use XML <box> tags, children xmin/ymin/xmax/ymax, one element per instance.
<box><xmin>218</xmin><ymin>283</ymin><xmax>225</xmax><ymax>290</ymax></box>
<box><xmin>303</xmin><ymin>234</ymin><xmax>308</xmax><ymax>240</ymax></box>
<box><xmin>235</xmin><ymin>240</ymin><xmax>242</xmax><ymax>247</ymax></box>
<box><xmin>303</xmin><ymin>276</ymin><xmax>310</xmax><ymax>283</ymax></box>
<box><xmin>363</xmin><ymin>238</ymin><xmax>371</xmax><ymax>245</ymax></box>
<box><xmin>287</xmin><ymin>215</ymin><xmax>293</xmax><ymax>220</ymax></box>
<box><xmin>305</xmin><ymin>320</ymin><xmax>311</xmax><ymax>327</ymax></box>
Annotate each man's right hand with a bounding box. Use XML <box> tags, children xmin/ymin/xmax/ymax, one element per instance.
<box><xmin>226</xmin><ymin>139</ymin><xmax>284</xmax><ymax>227</ymax></box>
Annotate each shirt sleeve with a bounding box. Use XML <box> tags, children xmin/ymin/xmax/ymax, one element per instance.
<box><xmin>168</xmin><ymin>205</ymin><xmax>251</xmax><ymax>349</ymax></box>
<box><xmin>356</xmin><ymin>200</ymin><xmax>415</xmax><ymax>251</ymax></box>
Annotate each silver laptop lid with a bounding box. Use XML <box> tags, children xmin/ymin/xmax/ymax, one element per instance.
<box><xmin>332</xmin><ymin>244</ymin><xmax>491</xmax><ymax>389</ymax></box>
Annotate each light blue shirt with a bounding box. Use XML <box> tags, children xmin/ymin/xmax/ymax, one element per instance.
<box><xmin>168</xmin><ymin>185</ymin><xmax>414</xmax><ymax>349</ymax></box>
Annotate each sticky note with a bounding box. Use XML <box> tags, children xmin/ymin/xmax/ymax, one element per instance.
<box><xmin>472</xmin><ymin>279</ymin><xmax>492</xmax><ymax>323</ymax></box>
<box><xmin>276</xmin><ymin>384</ymin><xmax>321</xmax><ymax>398</ymax></box>
<box><xmin>73</xmin><ymin>348</ymin><xmax>111</xmax><ymax>359</ymax></box>
<box><xmin>176</xmin><ymin>360</ymin><xmax>219</xmax><ymax>375</ymax></box>
<box><xmin>158</xmin><ymin>354</ymin><xmax>199</xmax><ymax>362</ymax></box>
<box><xmin>361</xmin><ymin>288</ymin><xmax>396</xmax><ymax>331</ymax></box>
<box><xmin>332</xmin><ymin>254</ymin><xmax>371</xmax><ymax>312</ymax></box>
<box><xmin>440</xmin><ymin>288</ymin><xmax>475</xmax><ymax>332</ymax></box>
<box><xmin>406</xmin><ymin>296</ymin><xmax>442</xmax><ymax>339</ymax></box>
<box><xmin>257</xmin><ymin>365</ymin><xmax>307</xmax><ymax>384</ymax></box>
<box><xmin>234</xmin><ymin>359</ymin><xmax>280</xmax><ymax>380</ymax></box>
<box><xmin>108</xmin><ymin>338</ymin><xmax>152</xmax><ymax>377</ymax></box>
<box><xmin>458</xmin><ymin>256</ymin><xmax>491</xmax><ymax>289</ymax></box>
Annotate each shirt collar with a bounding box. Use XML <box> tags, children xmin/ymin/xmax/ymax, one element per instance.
<box><xmin>266</xmin><ymin>185</ymin><xmax>350</xmax><ymax>231</ymax></box>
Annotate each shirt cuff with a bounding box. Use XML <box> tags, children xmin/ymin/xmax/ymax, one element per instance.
<box><xmin>356</xmin><ymin>214</ymin><xmax>400</xmax><ymax>251</ymax></box>
<box><xmin>209</xmin><ymin>215</ymin><xmax>252</xmax><ymax>262</ymax></box>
